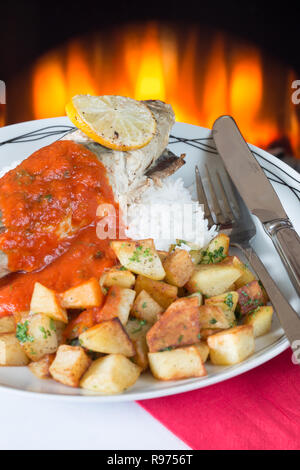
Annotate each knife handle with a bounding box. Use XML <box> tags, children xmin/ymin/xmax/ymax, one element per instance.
<box><xmin>241</xmin><ymin>246</ymin><xmax>300</xmax><ymax>362</ymax></box>
<box><xmin>264</xmin><ymin>219</ymin><xmax>300</xmax><ymax>297</ymax></box>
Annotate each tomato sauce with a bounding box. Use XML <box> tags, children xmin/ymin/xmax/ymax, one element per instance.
<box><xmin>0</xmin><ymin>141</ymin><xmax>120</xmax><ymax>318</ymax></box>
<box><xmin>0</xmin><ymin>140</ymin><xmax>116</xmax><ymax>272</ymax></box>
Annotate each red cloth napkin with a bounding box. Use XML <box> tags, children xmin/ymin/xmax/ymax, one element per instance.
<box><xmin>138</xmin><ymin>349</ymin><xmax>300</xmax><ymax>450</ymax></box>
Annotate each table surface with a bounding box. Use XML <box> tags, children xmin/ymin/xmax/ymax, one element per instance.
<box><xmin>0</xmin><ymin>388</ymin><xmax>189</xmax><ymax>450</ymax></box>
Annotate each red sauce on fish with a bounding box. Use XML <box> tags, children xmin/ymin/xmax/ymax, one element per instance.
<box><xmin>0</xmin><ymin>141</ymin><xmax>119</xmax><ymax>318</ymax></box>
<box><xmin>0</xmin><ymin>140</ymin><xmax>116</xmax><ymax>272</ymax></box>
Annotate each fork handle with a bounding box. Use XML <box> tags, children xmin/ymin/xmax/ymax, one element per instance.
<box><xmin>245</xmin><ymin>247</ymin><xmax>300</xmax><ymax>359</ymax></box>
<box><xmin>264</xmin><ymin>219</ymin><xmax>300</xmax><ymax>297</ymax></box>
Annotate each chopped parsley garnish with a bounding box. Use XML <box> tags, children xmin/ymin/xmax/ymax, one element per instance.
<box><xmin>129</xmin><ymin>245</ymin><xmax>153</xmax><ymax>263</ymax></box>
<box><xmin>39</xmin><ymin>326</ymin><xmax>51</xmax><ymax>340</ymax></box>
<box><xmin>209</xmin><ymin>318</ymin><xmax>217</xmax><ymax>325</ymax></box>
<box><xmin>49</xmin><ymin>318</ymin><xmax>56</xmax><ymax>332</ymax></box>
<box><xmin>176</xmin><ymin>239</ymin><xmax>188</xmax><ymax>246</ymax></box>
<box><xmin>201</xmin><ymin>246</ymin><xmax>226</xmax><ymax>264</ymax></box>
<box><xmin>118</xmin><ymin>266</ymin><xmax>127</xmax><ymax>271</ymax></box>
<box><xmin>44</xmin><ymin>194</ymin><xmax>53</xmax><ymax>201</ymax></box>
<box><xmin>16</xmin><ymin>321</ymin><xmax>34</xmax><ymax>344</ymax></box>
<box><xmin>197</xmin><ymin>333</ymin><xmax>201</xmax><ymax>340</ymax></box>
<box><xmin>142</xmin><ymin>302</ymin><xmax>147</xmax><ymax>309</ymax></box>
<box><xmin>159</xmin><ymin>346</ymin><xmax>173</xmax><ymax>352</ymax></box>
<box><xmin>225</xmin><ymin>293</ymin><xmax>234</xmax><ymax>309</ymax></box>
<box><xmin>178</xmin><ymin>335</ymin><xmax>184</xmax><ymax>343</ymax></box>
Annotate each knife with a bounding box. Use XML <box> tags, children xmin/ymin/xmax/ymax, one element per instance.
<box><xmin>212</xmin><ymin>115</ymin><xmax>300</xmax><ymax>296</ymax></box>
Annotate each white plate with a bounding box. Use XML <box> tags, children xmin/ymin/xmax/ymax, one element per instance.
<box><xmin>0</xmin><ymin>117</ymin><xmax>299</xmax><ymax>402</ymax></box>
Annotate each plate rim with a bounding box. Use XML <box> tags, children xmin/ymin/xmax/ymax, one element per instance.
<box><xmin>0</xmin><ymin>117</ymin><xmax>296</xmax><ymax>402</ymax></box>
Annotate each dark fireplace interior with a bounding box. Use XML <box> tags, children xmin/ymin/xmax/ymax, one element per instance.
<box><xmin>1</xmin><ymin>1</ymin><xmax>300</xmax><ymax>167</ymax></box>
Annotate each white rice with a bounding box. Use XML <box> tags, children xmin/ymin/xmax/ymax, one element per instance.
<box><xmin>0</xmin><ymin>161</ymin><xmax>216</xmax><ymax>251</ymax></box>
<box><xmin>125</xmin><ymin>177</ymin><xmax>217</xmax><ymax>251</ymax></box>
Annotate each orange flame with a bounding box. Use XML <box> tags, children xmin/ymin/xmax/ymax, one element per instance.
<box><xmin>31</xmin><ymin>23</ymin><xmax>299</xmax><ymax>157</ymax></box>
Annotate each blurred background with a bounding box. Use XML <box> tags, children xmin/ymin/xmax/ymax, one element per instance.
<box><xmin>1</xmin><ymin>0</ymin><xmax>300</xmax><ymax>165</ymax></box>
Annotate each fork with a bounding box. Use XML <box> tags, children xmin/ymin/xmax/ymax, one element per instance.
<box><xmin>195</xmin><ymin>165</ymin><xmax>300</xmax><ymax>359</ymax></box>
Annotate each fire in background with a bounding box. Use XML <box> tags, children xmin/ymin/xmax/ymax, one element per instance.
<box><xmin>5</xmin><ymin>22</ymin><xmax>300</xmax><ymax>158</ymax></box>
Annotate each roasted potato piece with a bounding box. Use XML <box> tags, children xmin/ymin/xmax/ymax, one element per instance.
<box><xmin>102</xmin><ymin>266</ymin><xmax>135</xmax><ymax>289</ymax></box>
<box><xmin>79</xmin><ymin>318</ymin><xmax>135</xmax><ymax>357</ymax></box>
<box><xmin>110</xmin><ymin>239</ymin><xmax>165</xmax><ymax>280</ymax></box>
<box><xmin>200</xmin><ymin>234</ymin><xmax>230</xmax><ymax>264</ymax></box>
<box><xmin>199</xmin><ymin>305</ymin><xmax>234</xmax><ymax>330</ymax></box>
<box><xmin>0</xmin><ymin>316</ymin><xmax>15</xmax><ymax>334</ymax></box>
<box><xmin>97</xmin><ymin>286</ymin><xmax>136</xmax><ymax>325</ymax></box>
<box><xmin>146</xmin><ymin>297</ymin><xmax>200</xmax><ymax>352</ymax></box>
<box><xmin>63</xmin><ymin>309</ymin><xmax>96</xmax><ymax>342</ymax></box>
<box><xmin>49</xmin><ymin>345</ymin><xmax>92</xmax><ymax>388</ymax></box>
<box><xmin>131</xmin><ymin>290</ymin><xmax>163</xmax><ymax>324</ymax></box>
<box><xmin>16</xmin><ymin>314</ymin><xmax>59</xmax><ymax>361</ymax></box>
<box><xmin>163</xmin><ymin>249</ymin><xmax>194</xmax><ymax>287</ymax></box>
<box><xmin>237</xmin><ymin>281</ymin><xmax>268</xmax><ymax>315</ymax></box>
<box><xmin>186</xmin><ymin>262</ymin><xmax>243</xmax><ymax>297</ymax></box>
<box><xmin>30</xmin><ymin>282</ymin><xmax>68</xmax><ymax>323</ymax></box>
<box><xmin>61</xmin><ymin>278</ymin><xmax>104</xmax><ymax>309</ymax></box>
<box><xmin>126</xmin><ymin>318</ymin><xmax>152</xmax><ymax>370</ymax></box>
<box><xmin>231</xmin><ymin>257</ymin><xmax>256</xmax><ymax>289</ymax></box>
<box><xmin>244</xmin><ymin>306</ymin><xmax>274</xmax><ymax>337</ymax></box>
<box><xmin>148</xmin><ymin>345</ymin><xmax>207</xmax><ymax>380</ymax></box>
<box><xmin>0</xmin><ymin>334</ymin><xmax>29</xmax><ymax>366</ymax></box>
<box><xmin>135</xmin><ymin>275</ymin><xmax>178</xmax><ymax>309</ymax></box>
<box><xmin>205</xmin><ymin>291</ymin><xmax>238</xmax><ymax>327</ymax></box>
<box><xmin>207</xmin><ymin>325</ymin><xmax>255</xmax><ymax>365</ymax></box>
<box><xmin>28</xmin><ymin>354</ymin><xmax>55</xmax><ymax>379</ymax></box>
<box><xmin>80</xmin><ymin>354</ymin><xmax>142</xmax><ymax>394</ymax></box>
<box><xmin>193</xmin><ymin>341</ymin><xmax>210</xmax><ymax>363</ymax></box>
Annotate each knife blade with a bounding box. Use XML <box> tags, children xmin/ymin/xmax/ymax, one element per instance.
<box><xmin>212</xmin><ymin>115</ymin><xmax>287</xmax><ymax>223</ymax></box>
<box><xmin>212</xmin><ymin>115</ymin><xmax>300</xmax><ymax>297</ymax></box>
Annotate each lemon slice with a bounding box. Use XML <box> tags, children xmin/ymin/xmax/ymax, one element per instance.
<box><xmin>66</xmin><ymin>95</ymin><xmax>156</xmax><ymax>151</ymax></box>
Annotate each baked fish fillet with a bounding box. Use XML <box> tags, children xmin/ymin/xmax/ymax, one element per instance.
<box><xmin>0</xmin><ymin>100</ymin><xmax>185</xmax><ymax>277</ymax></box>
<box><xmin>62</xmin><ymin>100</ymin><xmax>185</xmax><ymax>203</ymax></box>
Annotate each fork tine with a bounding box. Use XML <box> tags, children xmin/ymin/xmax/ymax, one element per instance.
<box><xmin>205</xmin><ymin>165</ymin><xmax>227</xmax><ymax>225</ymax></box>
<box><xmin>195</xmin><ymin>166</ymin><xmax>214</xmax><ymax>229</ymax></box>
<box><xmin>216</xmin><ymin>171</ymin><xmax>236</xmax><ymax>222</ymax></box>
<box><xmin>225</xmin><ymin>172</ymin><xmax>241</xmax><ymax>217</ymax></box>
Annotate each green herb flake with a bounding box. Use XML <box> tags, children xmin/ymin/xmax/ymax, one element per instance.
<box><xmin>39</xmin><ymin>326</ymin><xmax>51</xmax><ymax>340</ymax></box>
<box><xmin>142</xmin><ymin>302</ymin><xmax>147</xmax><ymax>309</ymax></box>
<box><xmin>16</xmin><ymin>321</ymin><xmax>34</xmax><ymax>344</ymax></box>
<box><xmin>178</xmin><ymin>334</ymin><xmax>184</xmax><ymax>343</ymax></box>
<box><xmin>202</xmin><ymin>246</ymin><xmax>226</xmax><ymax>264</ymax></box>
<box><xmin>129</xmin><ymin>245</ymin><xmax>153</xmax><ymax>263</ymax></box>
<box><xmin>49</xmin><ymin>318</ymin><xmax>56</xmax><ymax>332</ymax></box>
<box><xmin>225</xmin><ymin>293</ymin><xmax>234</xmax><ymax>309</ymax></box>
<box><xmin>209</xmin><ymin>318</ymin><xmax>217</xmax><ymax>325</ymax></box>
<box><xmin>44</xmin><ymin>194</ymin><xmax>53</xmax><ymax>201</ymax></box>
